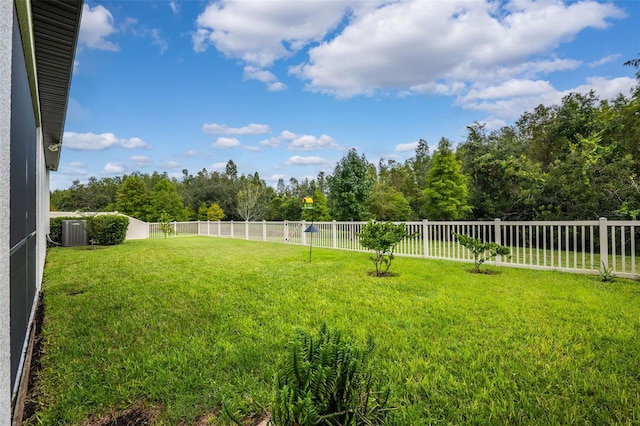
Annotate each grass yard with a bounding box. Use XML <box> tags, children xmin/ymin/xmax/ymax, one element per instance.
<box><xmin>27</xmin><ymin>237</ymin><xmax>640</xmax><ymax>425</ymax></box>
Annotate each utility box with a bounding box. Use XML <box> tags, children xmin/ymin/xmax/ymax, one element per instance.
<box><xmin>62</xmin><ymin>220</ymin><xmax>89</xmax><ymax>247</ymax></box>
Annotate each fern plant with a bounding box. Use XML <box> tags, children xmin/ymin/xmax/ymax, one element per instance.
<box><xmin>270</xmin><ymin>324</ymin><xmax>392</xmax><ymax>425</ymax></box>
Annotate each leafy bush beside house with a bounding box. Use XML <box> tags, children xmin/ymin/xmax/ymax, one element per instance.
<box><xmin>88</xmin><ymin>215</ymin><xmax>129</xmax><ymax>245</ymax></box>
<box><xmin>48</xmin><ymin>215</ymin><xmax>129</xmax><ymax>246</ymax></box>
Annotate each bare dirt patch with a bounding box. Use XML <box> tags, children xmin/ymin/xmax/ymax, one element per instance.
<box><xmin>366</xmin><ymin>271</ymin><xmax>399</xmax><ymax>277</ymax></box>
<box><xmin>84</xmin><ymin>403</ymin><xmax>161</xmax><ymax>426</ymax></box>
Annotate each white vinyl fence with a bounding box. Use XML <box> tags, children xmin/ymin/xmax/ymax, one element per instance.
<box><xmin>149</xmin><ymin>218</ymin><xmax>640</xmax><ymax>278</ymax></box>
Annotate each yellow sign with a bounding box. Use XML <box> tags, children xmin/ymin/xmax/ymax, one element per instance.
<box><xmin>302</xmin><ymin>197</ymin><xmax>314</xmax><ymax>209</ymax></box>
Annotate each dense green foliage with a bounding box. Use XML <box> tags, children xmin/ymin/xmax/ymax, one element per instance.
<box><xmin>453</xmin><ymin>233</ymin><xmax>510</xmax><ymax>273</ymax></box>
<box><xmin>87</xmin><ymin>215</ymin><xmax>129</xmax><ymax>245</ymax></box>
<box><xmin>206</xmin><ymin>202</ymin><xmax>225</xmax><ymax>221</ymax></box>
<box><xmin>271</xmin><ymin>324</ymin><xmax>391</xmax><ymax>426</ymax></box>
<box><xmin>51</xmin><ymin>63</ymin><xmax>640</xmax><ymax>221</ymax></box>
<box><xmin>421</xmin><ymin>138</ymin><xmax>471</xmax><ymax>220</ymax></box>
<box><xmin>327</xmin><ymin>148</ymin><xmax>374</xmax><ymax>221</ymax></box>
<box><xmin>48</xmin><ymin>215</ymin><xmax>128</xmax><ymax>246</ymax></box>
<box><xmin>358</xmin><ymin>220</ymin><xmax>411</xmax><ymax>276</ymax></box>
<box><xmin>31</xmin><ymin>237</ymin><xmax>640</xmax><ymax>424</ymax></box>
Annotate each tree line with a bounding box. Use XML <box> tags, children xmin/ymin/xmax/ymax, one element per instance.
<box><xmin>52</xmin><ymin>61</ymin><xmax>640</xmax><ymax>223</ymax></box>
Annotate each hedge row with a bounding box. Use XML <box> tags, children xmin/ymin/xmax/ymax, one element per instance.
<box><xmin>49</xmin><ymin>215</ymin><xmax>129</xmax><ymax>247</ymax></box>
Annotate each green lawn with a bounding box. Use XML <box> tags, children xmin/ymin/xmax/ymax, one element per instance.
<box><xmin>28</xmin><ymin>237</ymin><xmax>640</xmax><ymax>424</ymax></box>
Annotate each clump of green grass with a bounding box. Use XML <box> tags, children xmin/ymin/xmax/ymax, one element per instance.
<box><xmin>27</xmin><ymin>237</ymin><xmax>640</xmax><ymax>424</ymax></box>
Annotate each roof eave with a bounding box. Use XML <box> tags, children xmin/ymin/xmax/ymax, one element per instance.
<box><xmin>31</xmin><ymin>0</ymin><xmax>83</xmax><ymax>171</ymax></box>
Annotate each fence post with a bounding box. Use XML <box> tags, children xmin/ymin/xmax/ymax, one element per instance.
<box><xmin>245</xmin><ymin>221</ymin><xmax>249</xmax><ymax>240</ymax></box>
<box><xmin>217</xmin><ymin>220</ymin><xmax>221</xmax><ymax>237</ymax></box>
<box><xmin>263</xmin><ymin>220</ymin><xmax>267</xmax><ymax>242</ymax></box>
<box><xmin>173</xmin><ymin>221</ymin><xmax>177</xmax><ymax>235</ymax></box>
<box><xmin>332</xmin><ymin>221</ymin><xmax>337</xmax><ymax>248</ymax></box>
<box><xmin>423</xmin><ymin>220</ymin><xmax>428</xmax><ymax>258</ymax></box>
<box><xmin>231</xmin><ymin>220</ymin><xmax>234</xmax><ymax>239</ymax></box>
<box><xmin>301</xmin><ymin>221</ymin><xmax>306</xmax><ymax>245</ymax></box>
<box><xmin>494</xmin><ymin>219</ymin><xmax>502</xmax><ymax>266</ymax></box>
<box><xmin>599</xmin><ymin>217</ymin><xmax>608</xmax><ymax>272</ymax></box>
<box><xmin>284</xmin><ymin>220</ymin><xmax>289</xmax><ymax>243</ymax></box>
<box><xmin>207</xmin><ymin>220</ymin><xmax>210</xmax><ymax>236</ymax></box>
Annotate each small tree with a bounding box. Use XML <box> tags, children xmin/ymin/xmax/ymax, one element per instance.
<box><xmin>197</xmin><ymin>202</ymin><xmax>209</xmax><ymax>220</ymax></box>
<box><xmin>453</xmin><ymin>233</ymin><xmax>510</xmax><ymax>273</ymax></box>
<box><xmin>158</xmin><ymin>212</ymin><xmax>175</xmax><ymax>239</ymax></box>
<box><xmin>207</xmin><ymin>202</ymin><xmax>225</xmax><ymax>221</ymax></box>
<box><xmin>237</xmin><ymin>183</ymin><xmax>266</xmax><ymax>221</ymax></box>
<box><xmin>359</xmin><ymin>220</ymin><xmax>411</xmax><ymax>276</ymax></box>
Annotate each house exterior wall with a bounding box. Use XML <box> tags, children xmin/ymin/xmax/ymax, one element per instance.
<box><xmin>36</xmin><ymin>128</ymin><xmax>48</xmax><ymax>294</ymax></box>
<box><xmin>0</xmin><ymin>0</ymin><xmax>14</xmax><ymax>422</ymax></box>
<box><xmin>10</xmin><ymin>4</ymin><xmax>38</xmax><ymax>398</ymax></box>
<box><xmin>1</xmin><ymin>1</ymin><xmax>51</xmax><ymax>423</ymax></box>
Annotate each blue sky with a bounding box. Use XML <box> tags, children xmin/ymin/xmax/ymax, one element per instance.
<box><xmin>55</xmin><ymin>0</ymin><xmax>639</xmax><ymax>190</ymax></box>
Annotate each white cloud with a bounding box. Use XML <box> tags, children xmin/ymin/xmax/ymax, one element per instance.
<box><xmin>164</xmin><ymin>161</ymin><xmax>181</xmax><ymax>168</ymax></box>
<box><xmin>193</xmin><ymin>1</ymin><xmax>353</xmax><ymax>66</ymax></box>
<box><xmin>268</xmin><ymin>82</ymin><xmax>287</xmax><ymax>92</ymax></box>
<box><xmin>281</xmin><ymin>130</ymin><xmax>297</xmax><ymax>140</ymax></box>
<box><xmin>79</xmin><ymin>5</ymin><xmax>119</xmax><ymax>51</ymax></box>
<box><xmin>103</xmin><ymin>162</ymin><xmax>125</xmax><ymax>174</ymax></box>
<box><xmin>64</xmin><ymin>132</ymin><xmax>149</xmax><ymax>150</ymax></box>
<box><xmin>184</xmin><ymin>150</ymin><xmax>197</xmax><ymax>157</ymax></box>
<box><xmin>395</xmin><ymin>142</ymin><xmax>418</xmax><ymax>152</ymax></box>
<box><xmin>258</xmin><ymin>130</ymin><xmax>340</xmax><ymax>151</ymax></box>
<box><xmin>265</xmin><ymin>174</ymin><xmax>287</xmax><ymax>183</ymax></box>
<box><xmin>589</xmin><ymin>54</ymin><xmax>621</xmax><ymax>68</ymax></box>
<box><xmin>192</xmin><ymin>1</ymin><xmax>368</xmax><ymax>91</ymax></box>
<box><xmin>288</xmin><ymin>134</ymin><xmax>339</xmax><ymax>151</ymax></box>
<box><xmin>68</xmin><ymin>161</ymin><xmax>86</xmax><ymax>168</ymax></box>
<box><xmin>459</xmin><ymin>76</ymin><xmax>636</xmax><ymax>120</ymax></box>
<box><xmin>242</xmin><ymin>145</ymin><xmax>261</xmax><ymax>152</ymax></box>
<box><xmin>203</xmin><ymin>122</ymin><xmax>270</xmax><ymax>135</ymax></box>
<box><xmin>286</xmin><ymin>156</ymin><xmax>330</xmax><ymax>166</ymax></box>
<box><xmin>293</xmin><ymin>0</ymin><xmax>623</xmax><ymax>97</ymax></box>
<box><xmin>212</xmin><ymin>137</ymin><xmax>241</xmax><ymax>148</ymax></box>
<box><xmin>460</xmin><ymin>79</ymin><xmax>556</xmax><ymax>103</ymax></box>
<box><xmin>260</xmin><ymin>137</ymin><xmax>281</xmax><ymax>148</ymax></box>
<box><xmin>565</xmin><ymin>76</ymin><xmax>636</xmax><ymax>100</ymax></box>
<box><xmin>211</xmin><ymin>162</ymin><xmax>227</xmax><ymax>170</ymax></box>
<box><xmin>121</xmin><ymin>137</ymin><xmax>148</xmax><ymax>149</ymax></box>
<box><xmin>189</xmin><ymin>0</ymin><xmax>627</xmax><ymax>125</ymax></box>
<box><xmin>64</xmin><ymin>132</ymin><xmax>113</xmax><ymax>150</ymax></box>
<box><xmin>244</xmin><ymin>66</ymin><xmax>287</xmax><ymax>91</ymax></box>
<box><xmin>129</xmin><ymin>155</ymin><xmax>151</xmax><ymax>166</ymax></box>
<box><xmin>150</xmin><ymin>29</ymin><xmax>168</xmax><ymax>54</ymax></box>
<box><xmin>169</xmin><ymin>1</ymin><xmax>179</xmax><ymax>14</ymax></box>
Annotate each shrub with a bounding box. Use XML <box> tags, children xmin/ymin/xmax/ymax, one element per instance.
<box><xmin>49</xmin><ymin>215</ymin><xmax>129</xmax><ymax>246</ymax></box>
<box><xmin>453</xmin><ymin>232</ymin><xmax>510</xmax><ymax>273</ymax></box>
<box><xmin>88</xmin><ymin>215</ymin><xmax>129</xmax><ymax>245</ymax></box>
<box><xmin>358</xmin><ymin>220</ymin><xmax>411</xmax><ymax>276</ymax></box>
<box><xmin>270</xmin><ymin>324</ymin><xmax>392</xmax><ymax>426</ymax></box>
